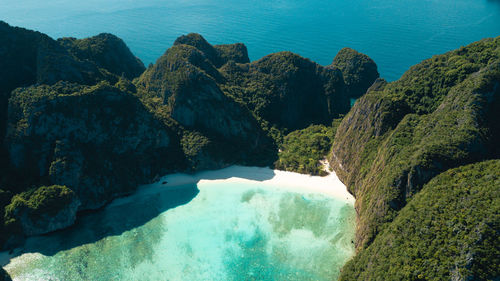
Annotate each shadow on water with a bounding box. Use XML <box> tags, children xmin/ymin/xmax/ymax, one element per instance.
<box><xmin>189</xmin><ymin>166</ymin><xmax>277</xmax><ymax>183</ymax></box>
<box><xmin>2</xmin><ymin>183</ymin><xmax>200</xmax><ymax>263</ymax></box>
<box><xmin>1</xmin><ymin>166</ymin><xmax>277</xmax><ymax>266</ymax></box>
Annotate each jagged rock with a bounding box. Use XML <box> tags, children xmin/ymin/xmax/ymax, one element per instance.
<box><xmin>331</xmin><ymin>47</ymin><xmax>379</xmax><ymax>99</ymax></box>
<box><xmin>174</xmin><ymin>33</ymin><xmax>250</xmax><ymax>67</ymax></box>
<box><xmin>58</xmin><ymin>33</ymin><xmax>146</xmax><ymax>79</ymax></box>
<box><xmin>221</xmin><ymin>51</ymin><xmax>348</xmax><ymax>131</ymax></box>
<box><xmin>5</xmin><ymin>82</ymin><xmax>181</xmax><ymax>210</ymax></box>
<box><xmin>339</xmin><ymin>160</ymin><xmax>500</xmax><ymax>281</ymax></box>
<box><xmin>136</xmin><ymin>38</ymin><xmax>276</xmax><ymax>169</ymax></box>
<box><xmin>4</xmin><ymin>185</ymin><xmax>80</xmax><ymax>236</ymax></box>
<box><xmin>330</xmin><ymin>36</ymin><xmax>500</xmax><ymax>250</ymax></box>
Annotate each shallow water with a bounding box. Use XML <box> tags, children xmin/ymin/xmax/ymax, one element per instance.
<box><xmin>1</xmin><ymin>0</ymin><xmax>499</xmax><ymax>81</ymax></box>
<box><xmin>4</xmin><ymin>179</ymin><xmax>355</xmax><ymax>281</ymax></box>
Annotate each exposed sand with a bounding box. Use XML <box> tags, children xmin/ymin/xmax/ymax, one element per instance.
<box><xmin>138</xmin><ymin>165</ymin><xmax>355</xmax><ymax>205</ymax></box>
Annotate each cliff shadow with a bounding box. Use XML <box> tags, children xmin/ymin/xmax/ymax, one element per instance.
<box><xmin>1</xmin><ymin>166</ymin><xmax>278</xmax><ymax>265</ymax></box>
<box><xmin>189</xmin><ymin>166</ymin><xmax>277</xmax><ymax>183</ymax></box>
<box><xmin>2</xmin><ymin>183</ymin><xmax>199</xmax><ymax>261</ymax></box>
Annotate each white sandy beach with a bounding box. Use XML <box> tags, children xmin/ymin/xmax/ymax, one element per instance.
<box><xmin>132</xmin><ymin>165</ymin><xmax>355</xmax><ymax>205</ymax></box>
<box><xmin>2</xmin><ymin>165</ymin><xmax>357</xmax><ymax>280</ymax></box>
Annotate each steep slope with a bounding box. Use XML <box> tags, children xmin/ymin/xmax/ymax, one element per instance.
<box><xmin>220</xmin><ymin>51</ymin><xmax>348</xmax><ymax>131</ymax></box>
<box><xmin>330</xmin><ymin>37</ymin><xmax>500</xmax><ymax>250</ymax></box>
<box><xmin>174</xmin><ymin>33</ymin><xmax>250</xmax><ymax>67</ymax></box>
<box><xmin>58</xmin><ymin>33</ymin><xmax>146</xmax><ymax>79</ymax></box>
<box><xmin>339</xmin><ymin>160</ymin><xmax>500</xmax><ymax>281</ymax></box>
<box><xmin>331</xmin><ymin>47</ymin><xmax>379</xmax><ymax>99</ymax></box>
<box><xmin>5</xmin><ymin>82</ymin><xmax>182</xmax><ymax>211</ymax></box>
<box><xmin>136</xmin><ymin>38</ymin><xmax>275</xmax><ymax>169</ymax></box>
<box><xmin>0</xmin><ymin>21</ymin><xmax>107</xmax><ymax>159</ymax></box>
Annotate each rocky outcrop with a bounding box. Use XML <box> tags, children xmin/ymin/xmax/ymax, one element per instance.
<box><xmin>4</xmin><ymin>185</ymin><xmax>80</xmax><ymax>236</ymax></box>
<box><xmin>220</xmin><ymin>51</ymin><xmax>348</xmax><ymax>131</ymax></box>
<box><xmin>331</xmin><ymin>47</ymin><xmax>379</xmax><ymax>99</ymax></box>
<box><xmin>0</xmin><ymin>21</ymin><xmax>108</xmax><ymax>161</ymax></box>
<box><xmin>330</xmin><ymin>37</ymin><xmax>500</xmax><ymax>250</ymax></box>
<box><xmin>5</xmin><ymin>82</ymin><xmax>182</xmax><ymax>210</ymax></box>
<box><xmin>174</xmin><ymin>33</ymin><xmax>250</xmax><ymax>67</ymax></box>
<box><xmin>58</xmin><ymin>33</ymin><xmax>146</xmax><ymax>79</ymax></box>
<box><xmin>136</xmin><ymin>36</ymin><xmax>276</xmax><ymax>169</ymax></box>
<box><xmin>339</xmin><ymin>160</ymin><xmax>500</xmax><ymax>280</ymax></box>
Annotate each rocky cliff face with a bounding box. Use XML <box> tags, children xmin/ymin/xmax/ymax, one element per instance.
<box><xmin>5</xmin><ymin>82</ymin><xmax>181</xmax><ymax>210</ymax></box>
<box><xmin>339</xmin><ymin>160</ymin><xmax>500</xmax><ymax>280</ymax></box>
<box><xmin>331</xmin><ymin>47</ymin><xmax>379</xmax><ymax>99</ymax></box>
<box><xmin>58</xmin><ymin>33</ymin><xmax>146</xmax><ymax>80</ymax></box>
<box><xmin>0</xmin><ymin>21</ymin><xmax>106</xmax><ymax>158</ymax></box>
<box><xmin>4</xmin><ymin>185</ymin><xmax>80</xmax><ymax>236</ymax></box>
<box><xmin>221</xmin><ymin>51</ymin><xmax>349</xmax><ymax>131</ymax></box>
<box><xmin>330</xmin><ymin>37</ymin><xmax>500</xmax><ymax>250</ymax></box>
<box><xmin>136</xmin><ymin>36</ymin><xmax>276</xmax><ymax>169</ymax></box>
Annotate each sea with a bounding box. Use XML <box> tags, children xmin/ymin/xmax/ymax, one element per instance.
<box><xmin>0</xmin><ymin>0</ymin><xmax>499</xmax><ymax>81</ymax></box>
<box><xmin>3</xmin><ymin>170</ymin><xmax>356</xmax><ymax>281</ymax></box>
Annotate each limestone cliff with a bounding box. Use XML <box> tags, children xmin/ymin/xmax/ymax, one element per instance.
<box><xmin>331</xmin><ymin>47</ymin><xmax>379</xmax><ymax>99</ymax></box>
<box><xmin>220</xmin><ymin>51</ymin><xmax>348</xmax><ymax>131</ymax></box>
<box><xmin>330</xmin><ymin>37</ymin><xmax>500</xmax><ymax>250</ymax></box>
<box><xmin>58</xmin><ymin>33</ymin><xmax>146</xmax><ymax>80</ymax></box>
<box><xmin>339</xmin><ymin>160</ymin><xmax>500</xmax><ymax>280</ymax></box>
<box><xmin>136</xmin><ymin>36</ymin><xmax>276</xmax><ymax>169</ymax></box>
<box><xmin>5</xmin><ymin>82</ymin><xmax>181</xmax><ymax>211</ymax></box>
<box><xmin>4</xmin><ymin>185</ymin><xmax>80</xmax><ymax>236</ymax></box>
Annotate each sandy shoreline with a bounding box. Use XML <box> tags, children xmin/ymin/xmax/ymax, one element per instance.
<box><xmin>137</xmin><ymin>165</ymin><xmax>355</xmax><ymax>204</ymax></box>
<box><xmin>0</xmin><ymin>165</ymin><xmax>354</xmax><ymax>267</ymax></box>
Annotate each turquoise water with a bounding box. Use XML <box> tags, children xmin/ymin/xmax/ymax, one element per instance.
<box><xmin>1</xmin><ymin>0</ymin><xmax>499</xmax><ymax>81</ymax></box>
<box><xmin>4</xmin><ymin>180</ymin><xmax>356</xmax><ymax>281</ymax></box>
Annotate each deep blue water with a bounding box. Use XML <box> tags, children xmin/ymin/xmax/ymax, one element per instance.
<box><xmin>1</xmin><ymin>0</ymin><xmax>499</xmax><ymax>81</ymax></box>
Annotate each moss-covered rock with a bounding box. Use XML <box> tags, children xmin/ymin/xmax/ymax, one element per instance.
<box><xmin>331</xmin><ymin>47</ymin><xmax>379</xmax><ymax>99</ymax></box>
<box><xmin>339</xmin><ymin>160</ymin><xmax>500</xmax><ymax>281</ymax></box>
<box><xmin>174</xmin><ymin>33</ymin><xmax>250</xmax><ymax>67</ymax></box>
<box><xmin>5</xmin><ymin>81</ymin><xmax>183</xmax><ymax>210</ymax></box>
<box><xmin>221</xmin><ymin>51</ymin><xmax>348</xmax><ymax>131</ymax></box>
<box><xmin>4</xmin><ymin>185</ymin><xmax>79</xmax><ymax>236</ymax></box>
<box><xmin>0</xmin><ymin>21</ymin><xmax>109</xmax><ymax>161</ymax></box>
<box><xmin>58</xmin><ymin>33</ymin><xmax>146</xmax><ymax>79</ymax></box>
<box><xmin>136</xmin><ymin>36</ymin><xmax>276</xmax><ymax>170</ymax></box>
<box><xmin>330</xmin><ymin>36</ymin><xmax>500</xmax><ymax>250</ymax></box>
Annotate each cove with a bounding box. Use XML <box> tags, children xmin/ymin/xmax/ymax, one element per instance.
<box><xmin>1</xmin><ymin>166</ymin><xmax>356</xmax><ymax>281</ymax></box>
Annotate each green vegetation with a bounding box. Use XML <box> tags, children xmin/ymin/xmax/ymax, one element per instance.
<box><xmin>220</xmin><ymin>51</ymin><xmax>349</xmax><ymax>131</ymax></box>
<box><xmin>2</xmin><ymin>22</ymin><xmax>499</xmax><ymax>281</ymax></box>
<box><xmin>339</xmin><ymin>160</ymin><xmax>500</xmax><ymax>281</ymax></box>
<box><xmin>4</xmin><ymin>185</ymin><xmax>74</xmax><ymax>226</ymax></box>
<box><xmin>330</xmin><ymin>36</ymin><xmax>500</xmax><ymax>249</ymax></box>
<box><xmin>331</xmin><ymin>47</ymin><xmax>379</xmax><ymax>99</ymax></box>
<box><xmin>275</xmin><ymin>120</ymin><xmax>341</xmax><ymax>176</ymax></box>
<box><xmin>58</xmin><ymin>33</ymin><xmax>146</xmax><ymax>79</ymax></box>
